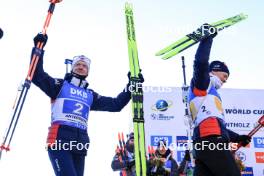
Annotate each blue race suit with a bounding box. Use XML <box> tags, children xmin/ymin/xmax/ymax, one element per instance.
<box><xmin>31</xmin><ymin>47</ymin><xmax>131</xmax><ymax>176</ymax></box>
<box><xmin>189</xmin><ymin>36</ymin><xmax>241</xmax><ymax>176</ymax></box>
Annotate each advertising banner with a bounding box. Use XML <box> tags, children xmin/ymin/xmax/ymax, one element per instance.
<box><xmin>144</xmin><ymin>87</ymin><xmax>264</xmax><ymax>175</ymax></box>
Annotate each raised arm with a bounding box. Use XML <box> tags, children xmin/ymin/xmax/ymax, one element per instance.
<box><xmin>31</xmin><ymin>33</ymin><xmax>62</xmax><ymax>99</ymax></box>
<box><xmin>191</xmin><ymin>36</ymin><xmax>214</xmax><ymax>93</ymax></box>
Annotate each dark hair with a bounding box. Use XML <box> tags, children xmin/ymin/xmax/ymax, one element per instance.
<box><xmin>127</xmin><ymin>132</ymin><xmax>134</xmax><ymax>141</ymax></box>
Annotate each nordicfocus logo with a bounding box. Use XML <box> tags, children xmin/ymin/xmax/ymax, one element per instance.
<box><xmin>255</xmin><ymin>152</ymin><xmax>264</xmax><ymax>163</ymax></box>
<box><xmin>70</xmin><ymin>88</ymin><xmax>87</xmax><ymax>98</ymax></box>
<box><xmin>47</xmin><ymin>140</ymin><xmax>90</xmax><ymax>151</ymax></box>
<box><xmin>253</xmin><ymin>137</ymin><xmax>264</xmax><ymax>148</ymax></box>
<box><xmin>236</xmin><ymin>151</ymin><xmax>246</xmax><ymax>162</ymax></box>
<box><xmin>150</xmin><ymin>99</ymin><xmax>175</xmax><ymax>121</ymax></box>
<box><xmin>150</xmin><ymin>138</ymin><xmax>239</xmax><ymax>152</ymax></box>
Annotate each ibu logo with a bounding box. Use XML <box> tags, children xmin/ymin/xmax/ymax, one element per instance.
<box><xmin>70</xmin><ymin>88</ymin><xmax>87</xmax><ymax>98</ymax></box>
<box><xmin>151</xmin><ymin>99</ymin><xmax>173</xmax><ymax>112</ymax></box>
<box><xmin>150</xmin><ymin>136</ymin><xmax>172</xmax><ymax>146</ymax></box>
<box><xmin>253</xmin><ymin>137</ymin><xmax>264</xmax><ymax>148</ymax></box>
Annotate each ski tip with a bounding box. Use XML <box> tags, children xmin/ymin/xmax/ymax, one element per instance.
<box><xmin>155</xmin><ymin>51</ymin><xmax>163</xmax><ymax>56</ymax></box>
<box><xmin>125</xmin><ymin>2</ymin><xmax>133</xmax><ymax>15</ymax></box>
<box><xmin>155</xmin><ymin>52</ymin><xmax>173</xmax><ymax>60</ymax></box>
<box><xmin>161</xmin><ymin>55</ymin><xmax>173</xmax><ymax>60</ymax></box>
<box><xmin>160</xmin><ymin>51</ymin><xmax>178</xmax><ymax>60</ymax></box>
<box><xmin>125</xmin><ymin>2</ymin><xmax>133</xmax><ymax>9</ymax></box>
<box><xmin>239</xmin><ymin>13</ymin><xmax>248</xmax><ymax>19</ymax></box>
<box><xmin>155</xmin><ymin>48</ymin><xmax>169</xmax><ymax>56</ymax></box>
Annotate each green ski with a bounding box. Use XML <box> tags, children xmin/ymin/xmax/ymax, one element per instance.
<box><xmin>156</xmin><ymin>13</ymin><xmax>248</xmax><ymax>60</ymax></box>
<box><xmin>125</xmin><ymin>2</ymin><xmax>147</xmax><ymax>176</ymax></box>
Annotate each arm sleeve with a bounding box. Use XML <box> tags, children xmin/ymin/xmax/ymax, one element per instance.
<box><xmin>191</xmin><ymin>37</ymin><xmax>214</xmax><ymax>93</ymax></box>
<box><xmin>31</xmin><ymin>47</ymin><xmax>62</xmax><ymax>99</ymax></box>
<box><xmin>91</xmin><ymin>84</ymin><xmax>131</xmax><ymax>112</ymax></box>
<box><xmin>227</xmin><ymin>129</ymin><xmax>240</xmax><ymax>142</ymax></box>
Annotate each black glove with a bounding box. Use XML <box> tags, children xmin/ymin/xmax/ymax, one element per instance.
<box><xmin>238</xmin><ymin>135</ymin><xmax>251</xmax><ymax>147</ymax></box>
<box><xmin>138</xmin><ymin>72</ymin><xmax>144</xmax><ymax>83</ymax></box>
<box><xmin>34</xmin><ymin>33</ymin><xmax>48</xmax><ymax>48</ymax></box>
<box><xmin>127</xmin><ymin>71</ymin><xmax>144</xmax><ymax>83</ymax></box>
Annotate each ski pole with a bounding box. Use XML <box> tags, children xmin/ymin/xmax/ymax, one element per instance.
<box><xmin>121</xmin><ymin>132</ymin><xmax>129</xmax><ymax>158</ymax></box>
<box><xmin>118</xmin><ymin>132</ymin><xmax>127</xmax><ymax>159</ymax></box>
<box><xmin>64</xmin><ymin>59</ymin><xmax>73</xmax><ymax>73</ymax></box>
<box><xmin>117</xmin><ymin>133</ymin><xmax>127</xmax><ymax>176</ymax></box>
<box><xmin>116</xmin><ymin>145</ymin><xmax>127</xmax><ymax>176</ymax></box>
<box><xmin>0</xmin><ymin>0</ymin><xmax>62</xmax><ymax>159</ymax></box>
<box><xmin>147</xmin><ymin>146</ymin><xmax>151</xmax><ymax>158</ymax></box>
<box><xmin>181</xmin><ymin>56</ymin><xmax>194</xmax><ymax>165</ymax></box>
<box><xmin>233</xmin><ymin>115</ymin><xmax>264</xmax><ymax>153</ymax></box>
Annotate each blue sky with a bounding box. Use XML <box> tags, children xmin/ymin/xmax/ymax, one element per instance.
<box><xmin>0</xmin><ymin>0</ymin><xmax>263</xmax><ymax>175</ymax></box>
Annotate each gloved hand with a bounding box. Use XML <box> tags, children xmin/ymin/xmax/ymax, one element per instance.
<box><xmin>138</xmin><ymin>72</ymin><xmax>144</xmax><ymax>83</ymax></box>
<box><xmin>34</xmin><ymin>33</ymin><xmax>48</xmax><ymax>48</ymax></box>
<box><xmin>238</xmin><ymin>135</ymin><xmax>251</xmax><ymax>147</ymax></box>
<box><xmin>127</xmin><ymin>70</ymin><xmax>144</xmax><ymax>83</ymax></box>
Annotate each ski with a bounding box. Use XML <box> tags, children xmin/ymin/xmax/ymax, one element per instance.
<box><xmin>0</xmin><ymin>0</ymin><xmax>62</xmax><ymax>160</ymax></box>
<box><xmin>125</xmin><ymin>2</ymin><xmax>147</xmax><ymax>176</ymax></box>
<box><xmin>156</xmin><ymin>13</ymin><xmax>248</xmax><ymax>60</ymax></box>
<box><xmin>64</xmin><ymin>58</ymin><xmax>73</xmax><ymax>73</ymax></box>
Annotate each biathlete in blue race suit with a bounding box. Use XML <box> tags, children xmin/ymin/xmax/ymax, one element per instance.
<box><xmin>188</xmin><ymin>27</ymin><xmax>252</xmax><ymax>176</ymax></box>
<box><xmin>31</xmin><ymin>33</ymin><xmax>144</xmax><ymax>176</ymax></box>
